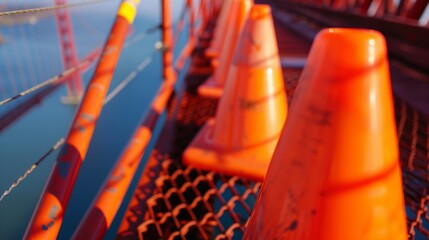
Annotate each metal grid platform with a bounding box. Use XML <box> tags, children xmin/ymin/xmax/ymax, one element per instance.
<box><xmin>137</xmin><ymin>159</ymin><xmax>261</xmax><ymax>239</ymax></box>
<box><xmin>395</xmin><ymin>96</ymin><xmax>429</xmax><ymax>240</ymax></box>
<box><xmin>118</xmin><ymin>8</ymin><xmax>429</xmax><ymax>240</ymax></box>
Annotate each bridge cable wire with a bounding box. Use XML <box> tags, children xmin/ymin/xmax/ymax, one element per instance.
<box><xmin>19</xmin><ymin>25</ymin><xmax>38</xmax><ymax>86</ymax></box>
<box><xmin>103</xmin><ymin>48</ymin><xmax>158</xmax><ymax>105</ymax></box>
<box><xmin>123</xmin><ymin>24</ymin><xmax>161</xmax><ymax>49</ymax></box>
<box><xmin>0</xmin><ymin>0</ymin><xmax>114</xmax><ymax>17</ymax></box>
<box><xmin>0</xmin><ymin>49</ymin><xmax>157</xmax><ymax>202</ymax></box>
<box><xmin>10</xmin><ymin>26</ymin><xmax>29</xmax><ymax>91</ymax></box>
<box><xmin>0</xmin><ymin>138</ymin><xmax>65</xmax><ymax>202</ymax></box>
<box><xmin>0</xmin><ymin>24</ymin><xmax>160</xmax><ymax>107</ymax></box>
<box><xmin>2</xmin><ymin>38</ymin><xmax>18</xmax><ymax>95</ymax></box>
<box><xmin>0</xmin><ymin>58</ymin><xmax>95</xmax><ymax>106</ymax></box>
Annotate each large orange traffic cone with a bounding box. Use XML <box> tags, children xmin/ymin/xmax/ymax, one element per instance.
<box><xmin>244</xmin><ymin>28</ymin><xmax>407</xmax><ymax>240</ymax></box>
<box><xmin>198</xmin><ymin>0</ymin><xmax>253</xmax><ymax>98</ymax></box>
<box><xmin>205</xmin><ymin>0</ymin><xmax>233</xmax><ymax>59</ymax></box>
<box><xmin>183</xmin><ymin>5</ymin><xmax>287</xmax><ymax>181</ymax></box>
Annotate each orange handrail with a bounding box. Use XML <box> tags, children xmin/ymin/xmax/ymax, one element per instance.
<box><xmin>24</xmin><ymin>1</ymin><xmax>140</xmax><ymax>239</ymax></box>
<box><xmin>162</xmin><ymin>0</ymin><xmax>175</xmax><ymax>84</ymax></box>
<box><xmin>71</xmin><ymin>0</ymin><xmax>176</xmax><ymax>238</ymax></box>
<box><xmin>72</xmin><ymin>0</ymin><xmax>212</xmax><ymax>238</ymax></box>
<box><xmin>72</xmin><ymin>79</ymin><xmax>175</xmax><ymax>240</ymax></box>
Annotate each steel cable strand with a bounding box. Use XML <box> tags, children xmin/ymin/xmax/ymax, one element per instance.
<box><xmin>0</xmin><ymin>0</ymin><xmax>114</xmax><ymax>17</ymax></box>
<box><xmin>0</xmin><ymin>58</ymin><xmax>96</xmax><ymax>106</ymax></box>
<box><xmin>0</xmin><ymin>138</ymin><xmax>65</xmax><ymax>202</ymax></box>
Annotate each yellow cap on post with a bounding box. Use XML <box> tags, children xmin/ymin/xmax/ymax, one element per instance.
<box><xmin>118</xmin><ymin>0</ymin><xmax>140</xmax><ymax>24</ymax></box>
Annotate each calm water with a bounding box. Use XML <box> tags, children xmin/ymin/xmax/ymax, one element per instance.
<box><xmin>0</xmin><ymin>0</ymin><xmax>189</xmax><ymax>239</ymax></box>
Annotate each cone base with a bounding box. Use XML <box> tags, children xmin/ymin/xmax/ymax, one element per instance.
<box><xmin>198</xmin><ymin>77</ymin><xmax>224</xmax><ymax>98</ymax></box>
<box><xmin>183</xmin><ymin>119</ymin><xmax>273</xmax><ymax>181</ymax></box>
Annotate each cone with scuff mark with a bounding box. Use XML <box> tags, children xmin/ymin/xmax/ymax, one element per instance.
<box><xmin>183</xmin><ymin>5</ymin><xmax>287</xmax><ymax>181</ymax></box>
<box><xmin>198</xmin><ymin>0</ymin><xmax>253</xmax><ymax>98</ymax></box>
<box><xmin>244</xmin><ymin>28</ymin><xmax>407</xmax><ymax>240</ymax></box>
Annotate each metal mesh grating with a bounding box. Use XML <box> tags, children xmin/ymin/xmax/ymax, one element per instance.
<box><xmin>394</xmin><ymin>97</ymin><xmax>429</xmax><ymax>240</ymax></box>
<box><xmin>137</xmin><ymin>159</ymin><xmax>261</xmax><ymax>240</ymax></box>
<box><xmin>123</xmin><ymin>81</ymin><xmax>429</xmax><ymax>240</ymax></box>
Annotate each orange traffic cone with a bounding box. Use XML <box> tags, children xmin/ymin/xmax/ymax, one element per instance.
<box><xmin>198</xmin><ymin>0</ymin><xmax>253</xmax><ymax>98</ymax></box>
<box><xmin>205</xmin><ymin>0</ymin><xmax>233</xmax><ymax>59</ymax></box>
<box><xmin>244</xmin><ymin>28</ymin><xmax>407</xmax><ymax>240</ymax></box>
<box><xmin>183</xmin><ymin>5</ymin><xmax>287</xmax><ymax>181</ymax></box>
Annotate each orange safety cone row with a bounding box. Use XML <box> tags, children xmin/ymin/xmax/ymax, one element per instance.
<box><xmin>244</xmin><ymin>28</ymin><xmax>407</xmax><ymax>240</ymax></box>
<box><xmin>205</xmin><ymin>0</ymin><xmax>233</xmax><ymax>59</ymax></box>
<box><xmin>183</xmin><ymin>5</ymin><xmax>287</xmax><ymax>181</ymax></box>
<box><xmin>198</xmin><ymin>0</ymin><xmax>253</xmax><ymax>98</ymax></box>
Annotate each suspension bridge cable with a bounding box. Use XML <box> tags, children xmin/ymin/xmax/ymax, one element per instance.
<box><xmin>0</xmin><ymin>75</ymin><xmax>7</xmax><ymax>101</ymax></box>
<box><xmin>103</xmin><ymin>49</ymin><xmax>158</xmax><ymax>105</ymax></box>
<box><xmin>0</xmin><ymin>58</ymin><xmax>95</xmax><ymax>106</ymax></box>
<box><xmin>19</xmin><ymin>25</ymin><xmax>38</xmax><ymax>86</ymax></box>
<box><xmin>30</xmin><ymin>22</ymin><xmax>47</xmax><ymax>83</ymax></box>
<box><xmin>0</xmin><ymin>138</ymin><xmax>65</xmax><ymax>202</ymax></box>
<box><xmin>0</xmin><ymin>0</ymin><xmax>114</xmax><ymax>17</ymax></box>
<box><xmin>0</xmin><ymin>49</ymin><xmax>158</xmax><ymax>202</ymax></box>
<box><xmin>9</xmin><ymin>26</ymin><xmax>29</xmax><ymax>91</ymax></box>
<box><xmin>123</xmin><ymin>24</ymin><xmax>161</xmax><ymax>49</ymax></box>
<box><xmin>0</xmin><ymin>49</ymin><xmax>157</xmax><ymax>201</ymax></box>
<box><xmin>2</xmin><ymin>38</ymin><xmax>18</xmax><ymax>95</ymax></box>
<box><xmin>0</xmin><ymin>50</ymin><xmax>155</xmax><ymax>202</ymax></box>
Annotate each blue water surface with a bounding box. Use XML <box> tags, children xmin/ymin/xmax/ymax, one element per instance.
<box><xmin>0</xmin><ymin>0</ymin><xmax>190</xmax><ymax>239</ymax></box>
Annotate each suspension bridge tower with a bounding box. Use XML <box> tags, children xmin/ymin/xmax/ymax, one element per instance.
<box><xmin>54</xmin><ymin>0</ymin><xmax>83</xmax><ymax>104</ymax></box>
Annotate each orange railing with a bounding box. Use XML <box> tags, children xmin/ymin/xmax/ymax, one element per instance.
<box><xmin>21</xmin><ymin>0</ymin><xmax>216</xmax><ymax>239</ymax></box>
<box><xmin>24</xmin><ymin>1</ymin><xmax>141</xmax><ymax>239</ymax></box>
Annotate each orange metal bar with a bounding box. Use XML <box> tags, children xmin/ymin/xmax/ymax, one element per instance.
<box><xmin>188</xmin><ymin>0</ymin><xmax>195</xmax><ymax>38</ymax></box>
<box><xmin>173</xmin><ymin>0</ymin><xmax>200</xmax><ymax>70</ymax></box>
<box><xmin>23</xmin><ymin>1</ymin><xmax>140</xmax><ymax>239</ymax></box>
<box><xmin>72</xmin><ymin>80</ymin><xmax>175</xmax><ymax>240</ymax></box>
<box><xmin>162</xmin><ymin>0</ymin><xmax>176</xmax><ymax>83</ymax></box>
<box><xmin>395</xmin><ymin>0</ymin><xmax>410</xmax><ymax>16</ymax></box>
<box><xmin>199</xmin><ymin>0</ymin><xmax>209</xmax><ymax>26</ymax></box>
<box><xmin>72</xmin><ymin>1</ymin><xmax>176</xmax><ymax>239</ymax></box>
<box><xmin>175</xmin><ymin>38</ymin><xmax>198</xmax><ymax>71</ymax></box>
<box><xmin>406</xmin><ymin>0</ymin><xmax>429</xmax><ymax>19</ymax></box>
<box><xmin>194</xmin><ymin>0</ymin><xmax>208</xmax><ymax>34</ymax></box>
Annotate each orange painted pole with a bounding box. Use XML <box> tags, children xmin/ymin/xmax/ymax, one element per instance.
<box><xmin>195</xmin><ymin>0</ymin><xmax>210</xmax><ymax>36</ymax></box>
<box><xmin>162</xmin><ymin>0</ymin><xmax>176</xmax><ymax>83</ymax></box>
<box><xmin>202</xmin><ymin>0</ymin><xmax>210</xmax><ymax>25</ymax></box>
<box><xmin>23</xmin><ymin>1</ymin><xmax>140</xmax><ymax>239</ymax></box>
<box><xmin>72</xmin><ymin>2</ymin><xmax>176</xmax><ymax>238</ymax></box>
<box><xmin>72</xmin><ymin>80</ymin><xmax>175</xmax><ymax>240</ymax></box>
<box><xmin>187</xmin><ymin>0</ymin><xmax>195</xmax><ymax>38</ymax></box>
